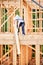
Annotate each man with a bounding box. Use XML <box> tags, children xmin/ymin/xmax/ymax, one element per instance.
<box><xmin>18</xmin><ymin>19</ymin><xmax>25</xmax><ymax>35</ymax></box>
<box><xmin>14</xmin><ymin>15</ymin><xmax>25</xmax><ymax>35</ymax></box>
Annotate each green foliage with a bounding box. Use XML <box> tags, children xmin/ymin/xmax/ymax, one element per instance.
<box><xmin>3</xmin><ymin>45</ymin><xmax>9</xmax><ymax>55</ymax></box>
<box><xmin>32</xmin><ymin>45</ymin><xmax>35</xmax><ymax>57</ymax></box>
<box><xmin>37</xmin><ymin>13</ymin><xmax>39</xmax><ymax>18</ymax></box>
<box><xmin>42</xmin><ymin>21</ymin><xmax>43</xmax><ymax>32</ymax></box>
<box><xmin>42</xmin><ymin>55</ymin><xmax>43</xmax><ymax>57</ymax></box>
<box><xmin>32</xmin><ymin>9</ymin><xmax>36</xmax><ymax>12</ymax></box>
<box><xmin>5</xmin><ymin>22</ymin><xmax>7</xmax><ymax>32</ymax></box>
<box><xmin>32</xmin><ymin>13</ymin><xmax>36</xmax><ymax>19</ymax></box>
<box><xmin>33</xmin><ymin>20</ymin><xmax>39</xmax><ymax>32</ymax></box>
<box><xmin>32</xmin><ymin>45</ymin><xmax>35</xmax><ymax>48</ymax></box>
<box><xmin>1</xmin><ymin>8</ymin><xmax>7</xmax><ymax>32</ymax></box>
<box><xmin>33</xmin><ymin>29</ymin><xmax>35</xmax><ymax>32</ymax></box>
<box><xmin>41</xmin><ymin>45</ymin><xmax>43</xmax><ymax>52</ymax></box>
<box><xmin>15</xmin><ymin>9</ymin><xmax>20</xmax><ymax>15</ymax></box>
<box><xmin>32</xmin><ymin>9</ymin><xmax>40</xmax><ymax>32</ymax></box>
<box><xmin>6</xmin><ymin>45</ymin><xmax>8</xmax><ymax>52</ymax></box>
<box><xmin>42</xmin><ymin>13</ymin><xmax>43</xmax><ymax>18</ymax></box>
<box><xmin>32</xmin><ymin>53</ymin><xmax>35</xmax><ymax>57</ymax></box>
<box><xmin>36</xmin><ymin>20</ymin><xmax>39</xmax><ymax>27</ymax></box>
<box><xmin>42</xmin><ymin>20</ymin><xmax>43</xmax><ymax>27</ymax></box>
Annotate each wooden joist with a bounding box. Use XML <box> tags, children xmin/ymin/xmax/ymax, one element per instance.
<box><xmin>0</xmin><ymin>33</ymin><xmax>43</xmax><ymax>45</ymax></box>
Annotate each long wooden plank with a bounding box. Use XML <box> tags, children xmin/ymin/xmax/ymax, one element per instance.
<box><xmin>36</xmin><ymin>45</ymin><xmax>40</xmax><ymax>65</ymax></box>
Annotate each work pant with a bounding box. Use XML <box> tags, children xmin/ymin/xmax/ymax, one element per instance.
<box><xmin>18</xmin><ymin>22</ymin><xmax>25</xmax><ymax>35</ymax></box>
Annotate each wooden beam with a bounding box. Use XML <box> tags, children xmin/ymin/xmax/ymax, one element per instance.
<box><xmin>19</xmin><ymin>0</ymin><xmax>23</xmax><ymax>34</ymax></box>
<box><xmin>23</xmin><ymin>0</ymin><xmax>27</xmax><ymax>7</ymax></box>
<box><xmin>26</xmin><ymin>3</ymin><xmax>29</xmax><ymax>34</ymax></box>
<box><xmin>39</xmin><ymin>9</ymin><xmax>42</xmax><ymax>32</ymax></box>
<box><xmin>35</xmin><ymin>45</ymin><xmax>40</xmax><ymax>65</ymax></box>
<box><xmin>13</xmin><ymin>44</ymin><xmax>17</xmax><ymax>65</ymax></box>
<box><xmin>20</xmin><ymin>45</ymin><xmax>26</xmax><ymax>65</ymax></box>
<box><xmin>0</xmin><ymin>7</ymin><xmax>1</xmax><ymax>32</ymax></box>
<box><xmin>19</xmin><ymin>0</ymin><xmax>23</xmax><ymax>18</ymax></box>
<box><xmin>26</xmin><ymin>45</ymin><xmax>28</xmax><ymax>65</ymax></box>
<box><xmin>24</xmin><ymin>6</ymin><xmax>27</xmax><ymax>34</ymax></box>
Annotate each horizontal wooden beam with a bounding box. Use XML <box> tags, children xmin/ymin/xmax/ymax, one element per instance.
<box><xmin>0</xmin><ymin>33</ymin><xmax>43</xmax><ymax>45</ymax></box>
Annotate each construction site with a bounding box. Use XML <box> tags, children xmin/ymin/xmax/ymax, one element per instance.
<box><xmin>0</xmin><ymin>0</ymin><xmax>43</xmax><ymax>65</ymax></box>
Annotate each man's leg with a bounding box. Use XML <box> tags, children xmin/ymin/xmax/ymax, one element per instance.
<box><xmin>18</xmin><ymin>23</ymin><xmax>21</xmax><ymax>33</ymax></box>
<box><xmin>22</xmin><ymin>24</ymin><xmax>25</xmax><ymax>35</ymax></box>
<box><xmin>17</xmin><ymin>26</ymin><xmax>19</xmax><ymax>34</ymax></box>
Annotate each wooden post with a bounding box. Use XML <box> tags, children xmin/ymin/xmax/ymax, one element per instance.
<box><xmin>13</xmin><ymin>44</ymin><xmax>17</xmax><ymax>65</ymax></box>
<box><xmin>0</xmin><ymin>7</ymin><xmax>1</xmax><ymax>32</ymax></box>
<box><xmin>10</xmin><ymin>7</ymin><xmax>15</xmax><ymax>32</ymax></box>
<box><xmin>39</xmin><ymin>9</ymin><xmax>42</xmax><ymax>32</ymax></box>
<box><xmin>20</xmin><ymin>45</ymin><xmax>26</xmax><ymax>65</ymax></box>
<box><xmin>20</xmin><ymin>0</ymin><xmax>23</xmax><ymax>18</ymax></box>
<box><xmin>24</xmin><ymin>3</ymin><xmax>29</xmax><ymax>34</ymax></box>
<box><xmin>7</xmin><ymin>8</ymin><xmax>10</xmax><ymax>32</ymax></box>
<box><xmin>19</xmin><ymin>0</ymin><xmax>23</xmax><ymax>34</ymax></box>
<box><xmin>1</xmin><ymin>45</ymin><xmax>2</xmax><ymax>65</ymax></box>
<box><xmin>27</xmin><ymin>3</ymin><xmax>29</xmax><ymax>34</ymax></box>
<box><xmin>36</xmin><ymin>45</ymin><xmax>40</xmax><ymax>65</ymax></box>
<box><xmin>26</xmin><ymin>45</ymin><xmax>28</xmax><ymax>65</ymax></box>
<box><xmin>14</xmin><ymin>20</ymin><xmax>20</xmax><ymax>54</ymax></box>
<box><xmin>24</xmin><ymin>6</ymin><xmax>27</xmax><ymax>34</ymax></box>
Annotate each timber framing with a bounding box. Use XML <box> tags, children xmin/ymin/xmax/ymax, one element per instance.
<box><xmin>0</xmin><ymin>0</ymin><xmax>43</xmax><ymax>65</ymax></box>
